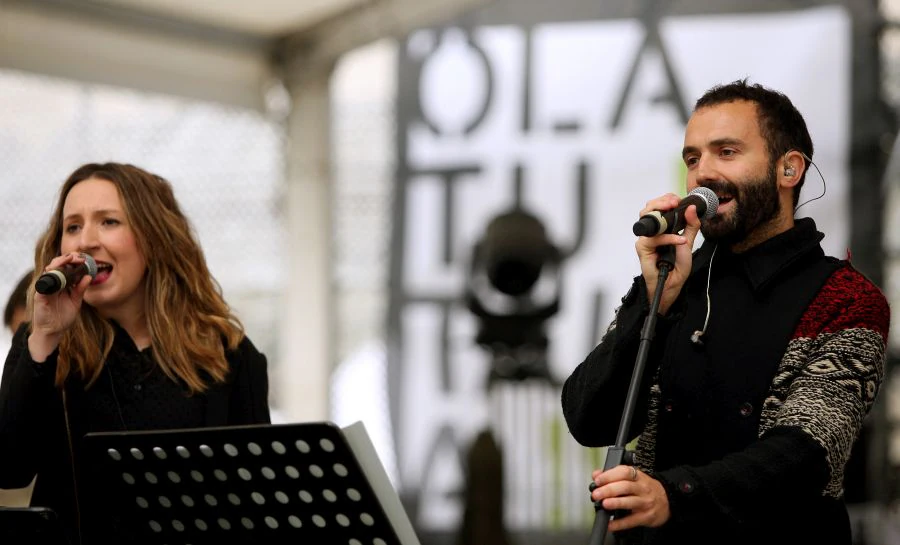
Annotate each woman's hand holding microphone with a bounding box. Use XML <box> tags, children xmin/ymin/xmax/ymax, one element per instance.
<box><xmin>28</xmin><ymin>253</ymin><xmax>95</xmax><ymax>362</ymax></box>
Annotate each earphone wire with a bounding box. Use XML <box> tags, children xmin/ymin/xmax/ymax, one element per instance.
<box><xmin>699</xmin><ymin>244</ymin><xmax>718</xmax><ymax>337</ymax></box>
<box><xmin>793</xmin><ymin>153</ymin><xmax>826</xmax><ymax>214</ymax></box>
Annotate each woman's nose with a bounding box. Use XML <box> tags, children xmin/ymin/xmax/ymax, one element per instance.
<box><xmin>77</xmin><ymin>224</ymin><xmax>100</xmax><ymax>251</ymax></box>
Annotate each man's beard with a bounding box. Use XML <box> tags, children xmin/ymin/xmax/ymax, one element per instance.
<box><xmin>699</xmin><ymin>163</ymin><xmax>781</xmax><ymax>246</ymax></box>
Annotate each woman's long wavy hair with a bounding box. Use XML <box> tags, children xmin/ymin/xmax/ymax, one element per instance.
<box><xmin>31</xmin><ymin>163</ymin><xmax>244</xmax><ymax>393</ymax></box>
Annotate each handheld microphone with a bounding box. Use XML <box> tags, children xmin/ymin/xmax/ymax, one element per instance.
<box><xmin>35</xmin><ymin>254</ymin><xmax>98</xmax><ymax>295</ymax></box>
<box><xmin>632</xmin><ymin>187</ymin><xmax>719</xmax><ymax>237</ymax></box>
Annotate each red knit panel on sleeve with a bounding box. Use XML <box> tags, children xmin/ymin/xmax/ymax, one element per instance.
<box><xmin>792</xmin><ymin>265</ymin><xmax>890</xmax><ymax>341</ymax></box>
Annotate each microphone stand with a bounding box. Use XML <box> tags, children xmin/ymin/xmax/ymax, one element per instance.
<box><xmin>587</xmin><ymin>244</ymin><xmax>675</xmax><ymax>545</ymax></box>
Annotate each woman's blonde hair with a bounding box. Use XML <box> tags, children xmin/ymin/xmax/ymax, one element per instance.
<box><xmin>32</xmin><ymin>163</ymin><xmax>243</xmax><ymax>393</ymax></box>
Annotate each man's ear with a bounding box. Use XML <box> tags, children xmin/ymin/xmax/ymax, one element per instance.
<box><xmin>779</xmin><ymin>149</ymin><xmax>806</xmax><ymax>188</ymax></box>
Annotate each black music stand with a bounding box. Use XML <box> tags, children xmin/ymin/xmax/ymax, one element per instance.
<box><xmin>0</xmin><ymin>507</ymin><xmax>70</xmax><ymax>545</ymax></box>
<box><xmin>81</xmin><ymin>421</ymin><xmax>420</xmax><ymax>545</ymax></box>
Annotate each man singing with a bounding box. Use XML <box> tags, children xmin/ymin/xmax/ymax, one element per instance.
<box><xmin>561</xmin><ymin>79</ymin><xmax>890</xmax><ymax>544</ymax></box>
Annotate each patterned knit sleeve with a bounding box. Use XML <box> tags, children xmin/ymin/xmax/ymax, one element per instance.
<box><xmin>758</xmin><ymin>264</ymin><xmax>890</xmax><ymax>497</ymax></box>
<box><xmin>655</xmin><ymin>264</ymin><xmax>890</xmax><ymax>530</ymax></box>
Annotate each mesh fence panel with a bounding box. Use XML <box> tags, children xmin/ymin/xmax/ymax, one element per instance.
<box><xmin>332</xmin><ymin>98</ymin><xmax>395</xmax><ymax>364</ymax></box>
<box><xmin>0</xmin><ymin>69</ymin><xmax>287</xmax><ymax>407</ymax></box>
<box><xmin>329</xmin><ymin>40</ymin><xmax>399</xmax><ymax>485</ymax></box>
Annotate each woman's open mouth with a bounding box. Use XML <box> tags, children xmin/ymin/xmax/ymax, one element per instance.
<box><xmin>92</xmin><ymin>262</ymin><xmax>113</xmax><ymax>284</ymax></box>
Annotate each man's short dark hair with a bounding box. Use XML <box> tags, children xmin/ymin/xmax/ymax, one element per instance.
<box><xmin>4</xmin><ymin>270</ymin><xmax>33</xmax><ymax>329</ymax></box>
<box><xmin>694</xmin><ymin>78</ymin><xmax>814</xmax><ymax>208</ymax></box>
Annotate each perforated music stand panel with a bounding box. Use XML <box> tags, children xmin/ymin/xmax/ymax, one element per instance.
<box><xmin>82</xmin><ymin>422</ymin><xmax>410</xmax><ymax>545</ymax></box>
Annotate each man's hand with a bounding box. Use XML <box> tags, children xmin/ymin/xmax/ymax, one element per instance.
<box><xmin>591</xmin><ymin>465</ymin><xmax>671</xmax><ymax>532</ymax></box>
<box><xmin>636</xmin><ymin>193</ymin><xmax>702</xmax><ymax>315</ymax></box>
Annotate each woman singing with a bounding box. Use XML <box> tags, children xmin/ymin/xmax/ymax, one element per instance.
<box><xmin>0</xmin><ymin>163</ymin><xmax>271</xmax><ymax>544</ymax></box>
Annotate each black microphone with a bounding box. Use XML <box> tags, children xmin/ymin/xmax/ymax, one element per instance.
<box><xmin>35</xmin><ymin>254</ymin><xmax>98</xmax><ymax>295</ymax></box>
<box><xmin>632</xmin><ymin>187</ymin><xmax>719</xmax><ymax>237</ymax></box>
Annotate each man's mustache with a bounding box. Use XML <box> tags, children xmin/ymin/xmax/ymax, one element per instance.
<box><xmin>700</xmin><ymin>180</ymin><xmax>739</xmax><ymax>198</ymax></box>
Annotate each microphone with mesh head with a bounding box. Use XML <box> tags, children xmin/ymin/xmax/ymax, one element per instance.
<box><xmin>35</xmin><ymin>254</ymin><xmax>98</xmax><ymax>295</ymax></box>
<box><xmin>632</xmin><ymin>187</ymin><xmax>719</xmax><ymax>237</ymax></box>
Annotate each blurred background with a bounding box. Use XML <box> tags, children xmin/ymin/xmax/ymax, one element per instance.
<box><xmin>1</xmin><ymin>0</ymin><xmax>898</xmax><ymax>543</ymax></box>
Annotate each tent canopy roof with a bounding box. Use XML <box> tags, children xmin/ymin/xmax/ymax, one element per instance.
<box><xmin>1</xmin><ymin>0</ymin><xmax>485</xmax><ymax>110</ymax></box>
<box><xmin>88</xmin><ymin>0</ymin><xmax>368</xmax><ymax>36</ymax></box>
